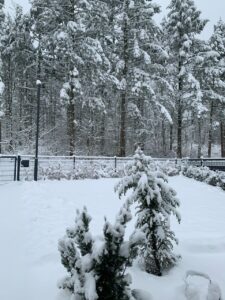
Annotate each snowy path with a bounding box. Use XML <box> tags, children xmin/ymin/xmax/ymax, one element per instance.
<box><xmin>0</xmin><ymin>176</ymin><xmax>225</xmax><ymax>300</ymax></box>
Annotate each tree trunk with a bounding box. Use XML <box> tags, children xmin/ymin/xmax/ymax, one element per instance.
<box><xmin>221</xmin><ymin>121</ymin><xmax>225</xmax><ymax>157</ymax></box>
<box><xmin>208</xmin><ymin>102</ymin><xmax>213</xmax><ymax>158</ymax></box>
<box><xmin>119</xmin><ymin>0</ymin><xmax>129</xmax><ymax>157</ymax></box>
<box><xmin>177</xmin><ymin>98</ymin><xmax>182</xmax><ymax>158</ymax></box>
<box><xmin>100</xmin><ymin>115</ymin><xmax>105</xmax><ymax>156</ymax></box>
<box><xmin>67</xmin><ymin>0</ymin><xmax>76</xmax><ymax>156</ymax></box>
<box><xmin>4</xmin><ymin>56</ymin><xmax>13</xmax><ymax>152</ymax></box>
<box><xmin>197</xmin><ymin>118</ymin><xmax>201</xmax><ymax>158</ymax></box>
<box><xmin>67</xmin><ymin>81</ymin><xmax>75</xmax><ymax>156</ymax></box>
<box><xmin>177</xmin><ymin>60</ymin><xmax>183</xmax><ymax>159</ymax></box>
<box><xmin>170</xmin><ymin>124</ymin><xmax>173</xmax><ymax>152</ymax></box>
<box><xmin>198</xmin><ymin>118</ymin><xmax>202</xmax><ymax>158</ymax></box>
<box><xmin>149</xmin><ymin>226</ymin><xmax>162</xmax><ymax>277</ymax></box>
<box><xmin>67</xmin><ymin>101</ymin><xmax>75</xmax><ymax>156</ymax></box>
<box><xmin>0</xmin><ymin>120</ymin><xmax>1</xmax><ymax>154</ymax></box>
<box><xmin>162</xmin><ymin>119</ymin><xmax>166</xmax><ymax>156</ymax></box>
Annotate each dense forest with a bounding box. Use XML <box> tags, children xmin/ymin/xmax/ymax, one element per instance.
<box><xmin>0</xmin><ymin>0</ymin><xmax>224</xmax><ymax>157</ymax></box>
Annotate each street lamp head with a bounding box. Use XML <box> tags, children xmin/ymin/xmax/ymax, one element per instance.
<box><xmin>36</xmin><ymin>80</ymin><xmax>42</xmax><ymax>86</ymax></box>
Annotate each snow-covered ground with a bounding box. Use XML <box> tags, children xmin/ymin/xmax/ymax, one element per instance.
<box><xmin>0</xmin><ymin>176</ymin><xmax>225</xmax><ymax>300</ymax></box>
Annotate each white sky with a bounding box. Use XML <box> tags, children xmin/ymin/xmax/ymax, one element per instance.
<box><xmin>4</xmin><ymin>0</ymin><xmax>225</xmax><ymax>40</ymax></box>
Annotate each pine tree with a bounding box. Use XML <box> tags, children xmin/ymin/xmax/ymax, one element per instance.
<box><xmin>0</xmin><ymin>5</ymin><xmax>35</xmax><ymax>153</ymax></box>
<box><xmin>48</xmin><ymin>0</ymin><xmax>111</xmax><ymax>155</ymax></box>
<box><xmin>94</xmin><ymin>203</ymin><xmax>137</xmax><ymax>300</ymax></box>
<box><xmin>0</xmin><ymin>0</ymin><xmax>4</xmax><ymax>153</ymax></box>
<box><xmin>114</xmin><ymin>0</ymin><xmax>170</xmax><ymax>155</ymax></box>
<box><xmin>67</xmin><ymin>207</ymin><xmax>93</xmax><ymax>256</ymax></box>
<box><xmin>164</xmin><ymin>0</ymin><xmax>208</xmax><ymax>158</ymax></box>
<box><xmin>58</xmin><ymin>205</ymin><xmax>137</xmax><ymax>300</ymax></box>
<box><xmin>209</xmin><ymin>20</ymin><xmax>225</xmax><ymax>157</ymax></box>
<box><xmin>116</xmin><ymin>147</ymin><xmax>181</xmax><ymax>276</ymax></box>
<box><xmin>58</xmin><ymin>207</ymin><xmax>94</xmax><ymax>297</ymax></box>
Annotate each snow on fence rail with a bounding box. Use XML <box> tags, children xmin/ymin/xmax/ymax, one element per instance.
<box><xmin>0</xmin><ymin>155</ymin><xmax>225</xmax><ymax>181</ymax></box>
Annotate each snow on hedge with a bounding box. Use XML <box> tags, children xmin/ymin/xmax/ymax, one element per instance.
<box><xmin>183</xmin><ymin>165</ymin><xmax>225</xmax><ymax>191</ymax></box>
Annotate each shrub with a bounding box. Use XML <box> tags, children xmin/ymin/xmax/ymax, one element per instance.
<box><xmin>115</xmin><ymin>148</ymin><xmax>181</xmax><ymax>276</ymax></box>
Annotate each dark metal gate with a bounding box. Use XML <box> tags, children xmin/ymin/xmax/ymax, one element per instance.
<box><xmin>0</xmin><ymin>155</ymin><xmax>17</xmax><ymax>182</ymax></box>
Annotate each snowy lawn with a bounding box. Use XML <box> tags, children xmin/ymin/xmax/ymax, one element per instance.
<box><xmin>0</xmin><ymin>176</ymin><xmax>225</xmax><ymax>300</ymax></box>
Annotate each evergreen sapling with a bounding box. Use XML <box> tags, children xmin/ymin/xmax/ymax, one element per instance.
<box><xmin>115</xmin><ymin>147</ymin><xmax>181</xmax><ymax>276</ymax></box>
<box><xmin>58</xmin><ymin>207</ymin><xmax>97</xmax><ymax>299</ymax></box>
<box><xmin>58</xmin><ymin>204</ymin><xmax>141</xmax><ymax>299</ymax></box>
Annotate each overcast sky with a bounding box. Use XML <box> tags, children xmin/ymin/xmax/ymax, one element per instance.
<box><xmin>4</xmin><ymin>0</ymin><xmax>225</xmax><ymax>40</ymax></box>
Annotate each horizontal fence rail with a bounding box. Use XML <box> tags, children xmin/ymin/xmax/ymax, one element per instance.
<box><xmin>0</xmin><ymin>155</ymin><xmax>225</xmax><ymax>181</ymax></box>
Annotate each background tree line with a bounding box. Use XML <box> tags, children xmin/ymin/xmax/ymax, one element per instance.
<box><xmin>0</xmin><ymin>0</ymin><xmax>225</xmax><ymax>158</ymax></box>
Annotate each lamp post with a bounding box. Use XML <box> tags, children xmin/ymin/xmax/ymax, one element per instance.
<box><xmin>34</xmin><ymin>79</ymin><xmax>41</xmax><ymax>181</ymax></box>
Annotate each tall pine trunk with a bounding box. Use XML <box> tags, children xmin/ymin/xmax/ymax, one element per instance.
<box><xmin>177</xmin><ymin>95</ymin><xmax>182</xmax><ymax>158</ymax></box>
<box><xmin>221</xmin><ymin>120</ymin><xmax>225</xmax><ymax>157</ymax></box>
<box><xmin>5</xmin><ymin>56</ymin><xmax>13</xmax><ymax>152</ymax></box>
<box><xmin>67</xmin><ymin>76</ymin><xmax>75</xmax><ymax>156</ymax></box>
<box><xmin>162</xmin><ymin>119</ymin><xmax>166</xmax><ymax>156</ymax></box>
<box><xmin>208</xmin><ymin>102</ymin><xmax>213</xmax><ymax>158</ymax></box>
<box><xmin>67</xmin><ymin>93</ymin><xmax>75</xmax><ymax>156</ymax></box>
<box><xmin>119</xmin><ymin>0</ymin><xmax>129</xmax><ymax>157</ymax></box>
<box><xmin>67</xmin><ymin>0</ymin><xmax>76</xmax><ymax>156</ymax></box>
<box><xmin>170</xmin><ymin>124</ymin><xmax>173</xmax><ymax>152</ymax></box>
<box><xmin>100</xmin><ymin>115</ymin><xmax>105</xmax><ymax>156</ymax></box>
<box><xmin>0</xmin><ymin>120</ymin><xmax>1</xmax><ymax>154</ymax></box>
<box><xmin>197</xmin><ymin>118</ymin><xmax>202</xmax><ymax>158</ymax></box>
<box><xmin>177</xmin><ymin>60</ymin><xmax>183</xmax><ymax>158</ymax></box>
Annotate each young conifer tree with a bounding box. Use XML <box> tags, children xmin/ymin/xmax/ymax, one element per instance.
<box><xmin>58</xmin><ymin>207</ymin><xmax>96</xmax><ymax>299</ymax></box>
<box><xmin>116</xmin><ymin>147</ymin><xmax>181</xmax><ymax>276</ymax></box>
<box><xmin>58</xmin><ymin>204</ymin><xmax>139</xmax><ymax>300</ymax></box>
<box><xmin>94</xmin><ymin>202</ymin><xmax>138</xmax><ymax>300</ymax></box>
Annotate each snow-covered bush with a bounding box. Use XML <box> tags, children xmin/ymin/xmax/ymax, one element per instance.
<box><xmin>183</xmin><ymin>165</ymin><xmax>211</xmax><ymax>181</ymax></box>
<box><xmin>40</xmin><ymin>163</ymin><xmax>124</xmax><ymax>180</ymax></box>
<box><xmin>205</xmin><ymin>173</ymin><xmax>220</xmax><ymax>187</ymax></box>
<box><xmin>38</xmin><ymin>159</ymin><xmax>180</xmax><ymax>181</ymax></box>
<box><xmin>39</xmin><ymin>164</ymin><xmax>68</xmax><ymax>180</ymax></box>
<box><xmin>115</xmin><ymin>148</ymin><xmax>181</xmax><ymax>276</ymax></box>
<box><xmin>183</xmin><ymin>166</ymin><xmax>225</xmax><ymax>191</ymax></box>
<box><xmin>218</xmin><ymin>173</ymin><xmax>225</xmax><ymax>190</ymax></box>
<box><xmin>156</xmin><ymin>160</ymin><xmax>180</xmax><ymax>177</ymax></box>
<box><xmin>58</xmin><ymin>205</ymin><xmax>141</xmax><ymax>299</ymax></box>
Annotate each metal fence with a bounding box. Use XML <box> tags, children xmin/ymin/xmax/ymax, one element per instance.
<box><xmin>0</xmin><ymin>156</ymin><xmax>17</xmax><ymax>182</ymax></box>
<box><xmin>187</xmin><ymin>159</ymin><xmax>225</xmax><ymax>171</ymax></box>
<box><xmin>16</xmin><ymin>155</ymin><xmax>136</xmax><ymax>181</ymax></box>
<box><xmin>0</xmin><ymin>155</ymin><xmax>225</xmax><ymax>181</ymax></box>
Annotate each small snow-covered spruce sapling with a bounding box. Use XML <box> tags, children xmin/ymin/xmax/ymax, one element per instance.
<box><xmin>58</xmin><ymin>205</ymin><xmax>141</xmax><ymax>300</ymax></box>
<box><xmin>58</xmin><ymin>207</ymin><xmax>96</xmax><ymax>299</ymax></box>
<box><xmin>94</xmin><ymin>202</ymin><xmax>142</xmax><ymax>300</ymax></box>
<box><xmin>115</xmin><ymin>147</ymin><xmax>181</xmax><ymax>276</ymax></box>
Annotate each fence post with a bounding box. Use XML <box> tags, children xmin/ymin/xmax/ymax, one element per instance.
<box><xmin>114</xmin><ymin>156</ymin><xmax>117</xmax><ymax>172</ymax></box>
<box><xmin>201</xmin><ymin>159</ymin><xmax>203</xmax><ymax>166</ymax></box>
<box><xmin>14</xmin><ymin>157</ymin><xmax>17</xmax><ymax>181</ymax></box>
<box><xmin>17</xmin><ymin>155</ymin><xmax>21</xmax><ymax>181</ymax></box>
